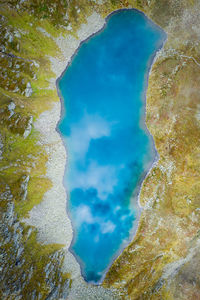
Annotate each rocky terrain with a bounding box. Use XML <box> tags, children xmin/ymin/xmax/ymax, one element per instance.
<box><xmin>0</xmin><ymin>0</ymin><xmax>200</xmax><ymax>299</ymax></box>
<box><xmin>103</xmin><ymin>1</ymin><xmax>200</xmax><ymax>299</ymax></box>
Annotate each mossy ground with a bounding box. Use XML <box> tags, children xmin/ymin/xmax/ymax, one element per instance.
<box><xmin>1</xmin><ymin>0</ymin><xmax>200</xmax><ymax>299</ymax></box>
<box><xmin>0</xmin><ymin>1</ymin><xmax>129</xmax><ymax>298</ymax></box>
<box><xmin>103</xmin><ymin>1</ymin><xmax>200</xmax><ymax>299</ymax></box>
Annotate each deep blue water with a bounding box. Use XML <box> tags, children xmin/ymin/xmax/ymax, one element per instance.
<box><xmin>58</xmin><ymin>9</ymin><xmax>165</xmax><ymax>283</ymax></box>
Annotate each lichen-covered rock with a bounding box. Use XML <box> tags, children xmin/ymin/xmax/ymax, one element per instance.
<box><xmin>0</xmin><ymin>135</ymin><xmax>3</xmax><ymax>161</ymax></box>
<box><xmin>19</xmin><ymin>175</ymin><xmax>30</xmax><ymax>201</ymax></box>
<box><xmin>24</xmin><ymin>82</ymin><xmax>32</xmax><ymax>97</ymax></box>
<box><xmin>0</xmin><ymin>99</ymin><xmax>33</xmax><ymax>137</ymax></box>
<box><xmin>23</xmin><ymin>116</ymin><xmax>33</xmax><ymax>138</ymax></box>
<box><xmin>0</xmin><ymin>183</ymin><xmax>70</xmax><ymax>300</ymax></box>
<box><xmin>7</xmin><ymin>101</ymin><xmax>16</xmax><ymax>118</ymax></box>
<box><xmin>1</xmin><ymin>0</ymin><xmax>200</xmax><ymax>299</ymax></box>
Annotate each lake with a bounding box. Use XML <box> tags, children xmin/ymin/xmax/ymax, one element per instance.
<box><xmin>58</xmin><ymin>9</ymin><xmax>166</xmax><ymax>283</ymax></box>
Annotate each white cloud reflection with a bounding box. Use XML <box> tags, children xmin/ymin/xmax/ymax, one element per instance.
<box><xmin>68</xmin><ymin>113</ymin><xmax>120</xmax><ymax>199</ymax></box>
<box><xmin>101</xmin><ymin>221</ymin><xmax>116</xmax><ymax>234</ymax></box>
<box><xmin>71</xmin><ymin>161</ymin><xmax>118</xmax><ymax>200</ymax></box>
<box><xmin>69</xmin><ymin>113</ymin><xmax>111</xmax><ymax>159</ymax></box>
<box><xmin>75</xmin><ymin>204</ymin><xmax>116</xmax><ymax>235</ymax></box>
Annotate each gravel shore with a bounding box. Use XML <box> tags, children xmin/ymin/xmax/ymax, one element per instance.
<box><xmin>23</xmin><ymin>12</ymin><xmax>119</xmax><ymax>299</ymax></box>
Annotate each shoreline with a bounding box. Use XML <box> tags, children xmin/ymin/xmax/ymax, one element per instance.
<box><xmin>56</xmin><ymin>8</ymin><xmax>167</xmax><ymax>285</ymax></box>
<box><xmin>24</xmin><ymin>7</ymin><xmax>167</xmax><ymax>292</ymax></box>
<box><xmin>137</xmin><ymin>33</ymin><xmax>167</xmax><ymax>210</ymax></box>
<box><xmin>23</xmin><ymin>11</ymin><xmax>119</xmax><ymax>298</ymax></box>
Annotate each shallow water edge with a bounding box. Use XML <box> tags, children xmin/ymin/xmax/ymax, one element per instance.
<box><xmin>56</xmin><ymin>8</ymin><xmax>167</xmax><ymax>285</ymax></box>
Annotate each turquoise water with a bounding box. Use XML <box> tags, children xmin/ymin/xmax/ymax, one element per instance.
<box><xmin>58</xmin><ymin>9</ymin><xmax>165</xmax><ymax>283</ymax></box>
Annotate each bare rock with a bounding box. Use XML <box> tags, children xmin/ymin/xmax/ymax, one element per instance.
<box><xmin>24</xmin><ymin>82</ymin><xmax>32</xmax><ymax>97</ymax></box>
<box><xmin>7</xmin><ymin>101</ymin><xmax>16</xmax><ymax>118</ymax></box>
<box><xmin>23</xmin><ymin>115</ymin><xmax>33</xmax><ymax>138</ymax></box>
<box><xmin>20</xmin><ymin>175</ymin><xmax>30</xmax><ymax>201</ymax></box>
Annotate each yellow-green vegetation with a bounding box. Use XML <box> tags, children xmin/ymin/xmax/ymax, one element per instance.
<box><xmin>0</xmin><ymin>1</ymin><xmax>130</xmax><ymax>298</ymax></box>
<box><xmin>103</xmin><ymin>0</ymin><xmax>200</xmax><ymax>299</ymax></box>
<box><xmin>0</xmin><ymin>1</ymin><xmax>102</xmax><ymax>298</ymax></box>
<box><xmin>1</xmin><ymin>0</ymin><xmax>200</xmax><ymax>299</ymax></box>
<box><xmin>7</xmin><ymin>229</ymin><xmax>65</xmax><ymax>296</ymax></box>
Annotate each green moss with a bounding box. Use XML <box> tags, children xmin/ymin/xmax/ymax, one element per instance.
<box><xmin>1</xmin><ymin>0</ymin><xmax>200</xmax><ymax>298</ymax></box>
<box><xmin>103</xmin><ymin>1</ymin><xmax>200</xmax><ymax>297</ymax></box>
<box><xmin>16</xmin><ymin>177</ymin><xmax>52</xmax><ymax>218</ymax></box>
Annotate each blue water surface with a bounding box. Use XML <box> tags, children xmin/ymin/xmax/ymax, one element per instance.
<box><xmin>58</xmin><ymin>9</ymin><xmax>165</xmax><ymax>283</ymax></box>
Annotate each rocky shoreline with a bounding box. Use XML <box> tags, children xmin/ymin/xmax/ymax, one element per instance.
<box><xmin>23</xmin><ymin>12</ymin><xmax>120</xmax><ymax>298</ymax></box>
<box><xmin>1</xmin><ymin>1</ymin><xmax>200</xmax><ymax>299</ymax></box>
